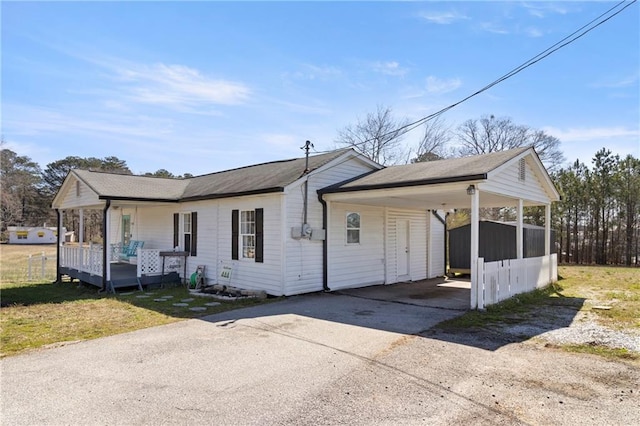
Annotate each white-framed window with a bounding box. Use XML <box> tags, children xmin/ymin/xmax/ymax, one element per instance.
<box><xmin>174</xmin><ymin>211</ymin><xmax>198</xmax><ymax>256</ymax></box>
<box><xmin>346</xmin><ymin>212</ymin><xmax>361</xmax><ymax>244</ymax></box>
<box><xmin>240</xmin><ymin>210</ymin><xmax>256</xmax><ymax>259</ymax></box>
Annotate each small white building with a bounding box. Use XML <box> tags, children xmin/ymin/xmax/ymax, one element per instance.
<box><xmin>51</xmin><ymin>147</ymin><xmax>560</xmax><ymax>309</ymax></box>
<box><xmin>7</xmin><ymin>226</ymin><xmax>67</xmax><ymax>244</ymax></box>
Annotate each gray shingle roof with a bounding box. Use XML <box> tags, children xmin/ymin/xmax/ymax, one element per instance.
<box><xmin>72</xmin><ymin>149</ymin><xmax>352</xmax><ymax>201</ymax></box>
<box><xmin>73</xmin><ymin>169</ymin><xmax>190</xmax><ymax>201</ymax></box>
<box><xmin>322</xmin><ymin>147</ymin><xmax>530</xmax><ymax>192</ymax></box>
<box><xmin>182</xmin><ymin>148</ymin><xmax>351</xmax><ymax>200</ymax></box>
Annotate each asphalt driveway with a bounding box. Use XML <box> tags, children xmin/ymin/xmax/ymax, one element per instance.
<box><xmin>2</xmin><ymin>291</ymin><xmax>638</xmax><ymax>425</ymax></box>
<box><xmin>0</xmin><ymin>292</ymin><xmax>462</xmax><ymax>425</ymax></box>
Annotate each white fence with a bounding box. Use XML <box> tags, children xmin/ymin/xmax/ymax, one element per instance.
<box><xmin>474</xmin><ymin>253</ymin><xmax>558</xmax><ymax>309</ymax></box>
<box><xmin>60</xmin><ymin>244</ymin><xmax>103</xmax><ymax>276</ymax></box>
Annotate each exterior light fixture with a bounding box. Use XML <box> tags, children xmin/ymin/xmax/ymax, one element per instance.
<box><xmin>466</xmin><ymin>185</ymin><xmax>476</xmax><ymax>195</ymax></box>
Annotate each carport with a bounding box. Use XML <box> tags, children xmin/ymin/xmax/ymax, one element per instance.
<box><xmin>338</xmin><ymin>276</ymin><xmax>471</xmax><ymax>311</ymax></box>
<box><xmin>319</xmin><ymin>147</ymin><xmax>560</xmax><ymax>309</ymax></box>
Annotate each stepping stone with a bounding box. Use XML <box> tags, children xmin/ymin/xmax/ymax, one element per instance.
<box><xmin>145</xmin><ymin>293</ymin><xmax>156</xmax><ymax>296</ymax></box>
<box><xmin>119</xmin><ymin>292</ymin><xmax>134</xmax><ymax>296</ymax></box>
<box><xmin>136</xmin><ymin>295</ymin><xmax>150</xmax><ymax>298</ymax></box>
<box><xmin>181</xmin><ymin>298</ymin><xmax>195</xmax><ymax>302</ymax></box>
<box><xmin>172</xmin><ymin>303</ymin><xmax>189</xmax><ymax>307</ymax></box>
<box><xmin>189</xmin><ymin>307</ymin><xmax>207</xmax><ymax>312</ymax></box>
<box><xmin>204</xmin><ymin>302</ymin><xmax>221</xmax><ymax>307</ymax></box>
<box><xmin>161</xmin><ymin>296</ymin><xmax>174</xmax><ymax>299</ymax></box>
<box><xmin>154</xmin><ymin>299</ymin><xmax>166</xmax><ymax>302</ymax></box>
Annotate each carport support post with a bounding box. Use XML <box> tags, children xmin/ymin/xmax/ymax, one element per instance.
<box><xmin>516</xmin><ymin>198</ymin><xmax>523</xmax><ymax>259</ymax></box>
<box><xmin>470</xmin><ymin>187</ymin><xmax>480</xmax><ymax>309</ymax></box>
<box><xmin>545</xmin><ymin>203</ymin><xmax>552</xmax><ymax>282</ymax></box>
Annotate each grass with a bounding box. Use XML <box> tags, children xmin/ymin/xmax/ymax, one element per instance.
<box><xmin>0</xmin><ymin>244</ymin><xmax>276</xmax><ymax>357</ymax></box>
<box><xmin>438</xmin><ymin>265</ymin><xmax>640</xmax><ymax>361</ymax></box>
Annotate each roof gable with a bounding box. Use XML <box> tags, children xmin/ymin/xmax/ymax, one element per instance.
<box><xmin>322</xmin><ymin>147</ymin><xmax>530</xmax><ymax>193</ymax></box>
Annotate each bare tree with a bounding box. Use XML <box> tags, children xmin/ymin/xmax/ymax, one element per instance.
<box><xmin>335</xmin><ymin>105</ymin><xmax>408</xmax><ymax>165</ymax></box>
<box><xmin>412</xmin><ymin>116</ymin><xmax>452</xmax><ymax>163</ymax></box>
<box><xmin>456</xmin><ymin>115</ymin><xmax>565</xmax><ymax>172</ymax></box>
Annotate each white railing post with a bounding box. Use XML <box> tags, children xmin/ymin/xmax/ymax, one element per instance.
<box><xmin>477</xmin><ymin>257</ymin><xmax>485</xmax><ymax>310</ymax></box>
<box><xmin>28</xmin><ymin>255</ymin><xmax>33</xmax><ymax>281</ymax></box>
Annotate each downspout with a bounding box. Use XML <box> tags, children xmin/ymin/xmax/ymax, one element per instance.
<box><xmin>317</xmin><ymin>192</ymin><xmax>330</xmax><ymax>291</ymax></box>
<box><xmin>101</xmin><ymin>199</ymin><xmax>111</xmax><ymax>292</ymax></box>
<box><xmin>431</xmin><ymin>210</ymin><xmax>447</xmax><ymax>275</ymax></box>
<box><xmin>55</xmin><ymin>209</ymin><xmax>61</xmax><ymax>283</ymax></box>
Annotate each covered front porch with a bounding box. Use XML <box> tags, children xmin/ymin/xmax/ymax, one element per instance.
<box><xmin>54</xmin><ymin>202</ymin><xmax>183</xmax><ymax>292</ymax></box>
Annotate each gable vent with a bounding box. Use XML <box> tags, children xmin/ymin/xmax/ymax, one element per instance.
<box><xmin>518</xmin><ymin>158</ymin><xmax>526</xmax><ymax>181</ymax></box>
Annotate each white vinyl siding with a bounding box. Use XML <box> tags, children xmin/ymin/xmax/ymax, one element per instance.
<box><xmin>284</xmin><ymin>156</ymin><xmax>378</xmax><ymax>295</ymax></box>
<box><xmin>218</xmin><ymin>195</ymin><xmax>283</xmax><ymax>295</ymax></box>
<box><xmin>328</xmin><ymin>203</ymin><xmax>385</xmax><ymax>290</ymax></box>
<box><xmin>385</xmin><ymin>209</ymin><xmax>428</xmax><ymax>284</ymax></box>
<box><xmin>483</xmin><ymin>157</ymin><xmax>550</xmax><ymax>204</ymax></box>
<box><xmin>58</xmin><ymin>177</ymin><xmax>101</xmax><ymax>209</ymax></box>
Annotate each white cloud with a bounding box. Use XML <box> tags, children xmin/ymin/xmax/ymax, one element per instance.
<box><xmin>418</xmin><ymin>10</ymin><xmax>469</xmax><ymax>25</ymax></box>
<box><xmin>543</xmin><ymin>126</ymin><xmax>640</xmax><ymax>142</ymax></box>
<box><xmin>286</xmin><ymin>63</ymin><xmax>342</xmax><ymax>81</ymax></box>
<box><xmin>479</xmin><ymin>22</ymin><xmax>509</xmax><ymax>35</ymax></box>
<box><xmin>425</xmin><ymin>76</ymin><xmax>462</xmax><ymax>94</ymax></box>
<box><xmin>525</xmin><ymin>27</ymin><xmax>544</xmax><ymax>38</ymax></box>
<box><xmin>114</xmin><ymin>63</ymin><xmax>251</xmax><ymax>107</ymax></box>
<box><xmin>591</xmin><ymin>73</ymin><xmax>639</xmax><ymax>89</ymax></box>
<box><xmin>522</xmin><ymin>2</ymin><xmax>568</xmax><ymax>18</ymax></box>
<box><xmin>371</xmin><ymin>61</ymin><xmax>408</xmax><ymax>77</ymax></box>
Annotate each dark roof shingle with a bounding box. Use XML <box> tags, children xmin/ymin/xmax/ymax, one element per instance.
<box><xmin>323</xmin><ymin>147</ymin><xmax>530</xmax><ymax>192</ymax></box>
<box><xmin>73</xmin><ymin>149</ymin><xmax>352</xmax><ymax>201</ymax></box>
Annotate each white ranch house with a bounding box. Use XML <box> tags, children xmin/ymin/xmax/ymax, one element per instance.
<box><xmin>52</xmin><ymin>147</ymin><xmax>560</xmax><ymax>309</ymax></box>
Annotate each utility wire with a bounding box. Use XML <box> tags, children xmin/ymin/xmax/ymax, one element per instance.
<box><xmin>334</xmin><ymin>0</ymin><xmax>637</xmax><ymax>150</ymax></box>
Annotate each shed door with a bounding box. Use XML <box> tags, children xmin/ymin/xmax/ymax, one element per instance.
<box><xmin>396</xmin><ymin>220</ymin><xmax>410</xmax><ymax>279</ymax></box>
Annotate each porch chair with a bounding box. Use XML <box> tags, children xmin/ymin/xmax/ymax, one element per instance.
<box><xmin>119</xmin><ymin>240</ymin><xmax>144</xmax><ymax>262</ymax></box>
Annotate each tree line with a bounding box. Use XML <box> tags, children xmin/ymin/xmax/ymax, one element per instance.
<box><xmin>0</xmin><ymin>142</ymin><xmax>190</xmax><ymax>241</ymax></box>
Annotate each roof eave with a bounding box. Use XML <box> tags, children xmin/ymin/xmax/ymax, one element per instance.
<box><xmin>319</xmin><ymin>173</ymin><xmax>488</xmax><ymax>194</ymax></box>
<box><xmin>179</xmin><ymin>187</ymin><xmax>285</xmax><ymax>202</ymax></box>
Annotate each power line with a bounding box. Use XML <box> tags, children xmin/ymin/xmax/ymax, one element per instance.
<box><xmin>339</xmin><ymin>0</ymin><xmax>637</xmax><ymax>150</ymax></box>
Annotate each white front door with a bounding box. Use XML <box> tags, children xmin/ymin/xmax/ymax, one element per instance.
<box><xmin>396</xmin><ymin>220</ymin><xmax>410</xmax><ymax>279</ymax></box>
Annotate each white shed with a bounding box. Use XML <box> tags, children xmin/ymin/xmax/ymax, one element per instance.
<box><xmin>7</xmin><ymin>226</ymin><xmax>65</xmax><ymax>244</ymax></box>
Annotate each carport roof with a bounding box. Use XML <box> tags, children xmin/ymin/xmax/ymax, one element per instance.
<box><xmin>320</xmin><ymin>147</ymin><xmax>530</xmax><ymax>193</ymax></box>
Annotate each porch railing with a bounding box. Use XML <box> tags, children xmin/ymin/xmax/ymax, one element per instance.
<box><xmin>60</xmin><ymin>244</ymin><xmax>103</xmax><ymax>276</ymax></box>
<box><xmin>60</xmin><ymin>245</ymin><xmax>171</xmax><ymax>281</ymax></box>
<box><xmin>475</xmin><ymin>253</ymin><xmax>557</xmax><ymax>309</ymax></box>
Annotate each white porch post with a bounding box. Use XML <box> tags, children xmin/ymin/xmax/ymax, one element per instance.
<box><xmin>105</xmin><ymin>207</ymin><xmax>111</xmax><ymax>282</ymax></box>
<box><xmin>516</xmin><ymin>199</ymin><xmax>523</xmax><ymax>259</ymax></box>
<box><xmin>470</xmin><ymin>186</ymin><xmax>480</xmax><ymax>309</ymax></box>
<box><xmin>79</xmin><ymin>208</ymin><xmax>84</xmax><ymax>269</ymax></box>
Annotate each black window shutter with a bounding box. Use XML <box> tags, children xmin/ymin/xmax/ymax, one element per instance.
<box><xmin>255</xmin><ymin>208</ymin><xmax>264</xmax><ymax>263</ymax></box>
<box><xmin>231</xmin><ymin>210</ymin><xmax>239</xmax><ymax>260</ymax></box>
<box><xmin>173</xmin><ymin>213</ymin><xmax>179</xmax><ymax>248</ymax></box>
<box><xmin>190</xmin><ymin>212</ymin><xmax>197</xmax><ymax>256</ymax></box>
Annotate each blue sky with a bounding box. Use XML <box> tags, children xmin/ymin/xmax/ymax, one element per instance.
<box><xmin>2</xmin><ymin>1</ymin><xmax>638</xmax><ymax>176</ymax></box>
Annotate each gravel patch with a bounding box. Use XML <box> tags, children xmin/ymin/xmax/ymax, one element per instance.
<box><xmin>537</xmin><ymin>312</ymin><xmax>640</xmax><ymax>352</ymax></box>
<box><xmin>491</xmin><ymin>305</ymin><xmax>640</xmax><ymax>353</ymax></box>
